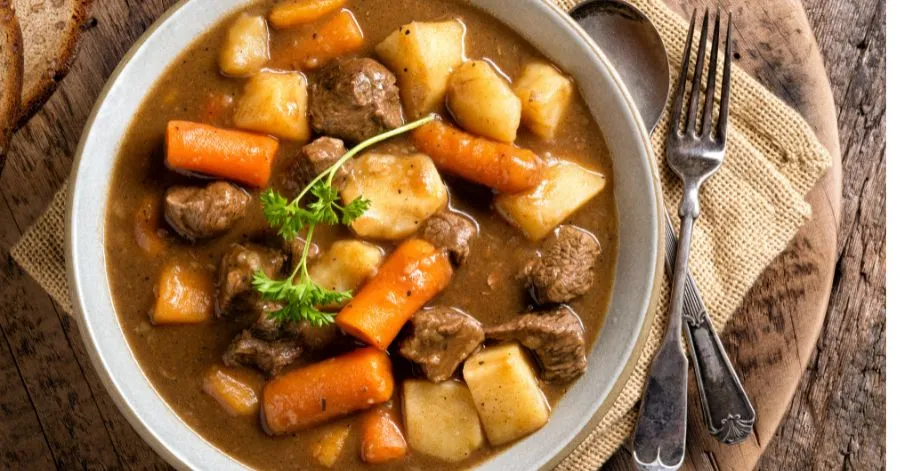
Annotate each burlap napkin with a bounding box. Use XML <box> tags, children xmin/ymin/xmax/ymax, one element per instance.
<box><xmin>10</xmin><ymin>0</ymin><xmax>831</xmax><ymax>468</ymax></box>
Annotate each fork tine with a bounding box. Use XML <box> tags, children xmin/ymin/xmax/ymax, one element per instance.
<box><xmin>669</xmin><ymin>10</ymin><xmax>697</xmax><ymax>136</ymax></box>
<box><xmin>684</xmin><ymin>9</ymin><xmax>709</xmax><ymax>135</ymax></box>
<box><xmin>700</xmin><ymin>10</ymin><xmax>721</xmax><ymax>137</ymax></box>
<box><xmin>716</xmin><ymin>13</ymin><xmax>733</xmax><ymax>142</ymax></box>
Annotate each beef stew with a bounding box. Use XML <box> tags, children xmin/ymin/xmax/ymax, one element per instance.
<box><xmin>104</xmin><ymin>0</ymin><xmax>617</xmax><ymax>469</ymax></box>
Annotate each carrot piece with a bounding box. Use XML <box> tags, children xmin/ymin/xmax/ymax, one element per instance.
<box><xmin>336</xmin><ymin>239</ymin><xmax>453</xmax><ymax>350</ymax></box>
<box><xmin>165</xmin><ymin>120</ymin><xmax>278</xmax><ymax>188</ymax></box>
<box><xmin>133</xmin><ymin>195</ymin><xmax>167</xmax><ymax>256</ymax></box>
<box><xmin>152</xmin><ymin>260</ymin><xmax>214</xmax><ymax>324</ymax></box>
<box><xmin>360</xmin><ymin>404</ymin><xmax>408</xmax><ymax>464</ymax></box>
<box><xmin>411</xmin><ymin>121</ymin><xmax>544</xmax><ymax>193</ymax></box>
<box><xmin>283</xmin><ymin>9</ymin><xmax>364</xmax><ymax>70</ymax></box>
<box><xmin>269</xmin><ymin>0</ymin><xmax>347</xmax><ymax>29</ymax></box>
<box><xmin>202</xmin><ymin>365</ymin><xmax>264</xmax><ymax>416</ymax></box>
<box><xmin>262</xmin><ymin>347</ymin><xmax>394</xmax><ymax>435</ymax></box>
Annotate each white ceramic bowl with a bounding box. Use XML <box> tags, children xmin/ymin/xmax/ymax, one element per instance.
<box><xmin>67</xmin><ymin>0</ymin><xmax>664</xmax><ymax>469</ymax></box>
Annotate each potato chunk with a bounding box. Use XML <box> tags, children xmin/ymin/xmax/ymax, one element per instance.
<box><xmin>462</xmin><ymin>343</ymin><xmax>550</xmax><ymax>446</ymax></box>
<box><xmin>152</xmin><ymin>260</ymin><xmax>214</xmax><ymax>324</ymax></box>
<box><xmin>513</xmin><ymin>62</ymin><xmax>574</xmax><ymax>139</ymax></box>
<box><xmin>495</xmin><ymin>159</ymin><xmax>606</xmax><ymax>240</ymax></box>
<box><xmin>202</xmin><ymin>365</ymin><xmax>263</xmax><ymax>416</ymax></box>
<box><xmin>311</xmin><ymin>424</ymin><xmax>351</xmax><ymax>468</ymax></box>
<box><xmin>447</xmin><ymin>60</ymin><xmax>521</xmax><ymax>143</ymax></box>
<box><xmin>342</xmin><ymin>153</ymin><xmax>448</xmax><ymax>240</ymax></box>
<box><xmin>309</xmin><ymin>240</ymin><xmax>385</xmax><ymax>309</ymax></box>
<box><xmin>219</xmin><ymin>13</ymin><xmax>269</xmax><ymax>77</ymax></box>
<box><xmin>403</xmin><ymin>380</ymin><xmax>485</xmax><ymax>462</ymax></box>
<box><xmin>375</xmin><ymin>20</ymin><xmax>465</xmax><ymax>117</ymax></box>
<box><xmin>234</xmin><ymin>71</ymin><xmax>310</xmax><ymax>141</ymax></box>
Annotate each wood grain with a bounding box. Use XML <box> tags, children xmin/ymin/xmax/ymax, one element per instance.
<box><xmin>0</xmin><ymin>0</ymin><xmax>884</xmax><ymax>470</ymax></box>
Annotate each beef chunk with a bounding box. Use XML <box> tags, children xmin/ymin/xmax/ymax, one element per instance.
<box><xmin>164</xmin><ymin>181</ymin><xmax>250</xmax><ymax>241</ymax></box>
<box><xmin>309</xmin><ymin>58</ymin><xmax>404</xmax><ymax>143</ymax></box>
<box><xmin>420</xmin><ymin>211</ymin><xmax>477</xmax><ymax>265</ymax></box>
<box><xmin>217</xmin><ymin>243</ymin><xmax>286</xmax><ymax>316</ymax></box>
<box><xmin>250</xmin><ymin>301</ymin><xmax>340</xmax><ymax>351</ymax></box>
<box><xmin>281</xmin><ymin>137</ymin><xmax>349</xmax><ymax>197</ymax></box>
<box><xmin>520</xmin><ymin>225</ymin><xmax>601</xmax><ymax>304</ymax></box>
<box><xmin>484</xmin><ymin>306</ymin><xmax>586</xmax><ymax>383</ymax></box>
<box><xmin>398</xmin><ymin>307</ymin><xmax>485</xmax><ymax>382</ymax></box>
<box><xmin>223</xmin><ymin>330</ymin><xmax>303</xmax><ymax>376</ymax></box>
<box><xmin>283</xmin><ymin>235</ymin><xmax>320</xmax><ymax>269</ymax></box>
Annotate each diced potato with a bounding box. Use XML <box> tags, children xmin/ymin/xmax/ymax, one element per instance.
<box><xmin>311</xmin><ymin>424</ymin><xmax>352</xmax><ymax>468</ymax></box>
<box><xmin>403</xmin><ymin>380</ymin><xmax>485</xmax><ymax>462</ymax></box>
<box><xmin>152</xmin><ymin>260</ymin><xmax>214</xmax><ymax>324</ymax></box>
<box><xmin>495</xmin><ymin>159</ymin><xmax>606</xmax><ymax>241</ymax></box>
<box><xmin>234</xmin><ymin>71</ymin><xmax>310</xmax><ymax>142</ymax></box>
<box><xmin>133</xmin><ymin>195</ymin><xmax>167</xmax><ymax>256</ymax></box>
<box><xmin>219</xmin><ymin>13</ymin><xmax>270</xmax><ymax>77</ymax></box>
<box><xmin>513</xmin><ymin>62</ymin><xmax>574</xmax><ymax>139</ymax></box>
<box><xmin>375</xmin><ymin>20</ymin><xmax>466</xmax><ymax>118</ymax></box>
<box><xmin>269</xmin><ymin>0</ymin><xmax>346</xmax><ymax>29</ymax></box>
<box><xmin>447</xmin><ymin>60</ymin><xmax>521</xmax><ymax>143</ymax></box>
<box><xmin>462</xmin><ymin>343</ymin><xmax>550</xmax><ymax>446</ymax></box>
<box><xmin>342</xmin><ymin>153</ymin><xmax>448</xmax><ymax>240</ymax></box>
<box><xmin>202</xmin><ymin>365</ymin><xmax>263</xmax><ymax>416</ymax></box>
<box><xmin>308</xmin><ymin>240</ymin><xmax>385</xmax><ymax>309</ymax></box>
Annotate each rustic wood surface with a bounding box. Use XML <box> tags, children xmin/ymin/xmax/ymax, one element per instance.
<box><xmin>0</xmin><ymin>1</ymin><xmax>884</xmax><ymax>470</ymax></box>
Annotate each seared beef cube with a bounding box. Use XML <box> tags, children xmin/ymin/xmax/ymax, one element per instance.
<box><xmin>520</xmin><ymin>225</ymin><xmax>601</xmax><ymax>304</ymax></box>
<box><xmin>249</xmin><ymin>300</ymin><xmax>286</xmax><ymax>340</ymax></box>
<box><xmin>250</xmin><ymin>300</ymin><xmax>339</xmax><ymax>351</ymax></box>
<box><xmin>217</xmin><ymin>243</ymin><xmax>286</xmax><ymax>316</ymax></box>
<box><xmin>164</xmin><ymin>181</ymin><xmax>250</xmax><ymax>241</ymax></box>
<box><xmin>420</xmin><ymin>211</ymin><xmax>477</xmax><ymax>265</ymax></box>
<box><xmin>484</xmin><ymin>306</ymin><xmax>586</xmax><ymax>383</ymax></box>
<box><xmin>285</xmin><ymin>321</ymin><xmax>341</xmax><ymax>352</ymax></box>
<box><xmin>283</xmin><ymin>235</ymin><xmax>320</xmax><ymax>269</ymax></box>
<box><xmin>281</xmin><ymin>137</ymin><xmax>349</xmax><ymax>197</ymax></box>
<box><xmin>398</xmin><ymin>307</ymin><xmax>485</xmax><ymax>382</ymax></box>
<box><xmin>223</xmin><ymin>330</ymin><xmax>303</xmax><ymax>376</ymax></box>
<box><xmin>309</xmin><ymin>58</ymin><xmax>404</xmax><ymax>143</ymax></box>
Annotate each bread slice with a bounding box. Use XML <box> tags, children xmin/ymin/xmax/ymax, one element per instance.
<box><xmin>0</xmin><ymin>2</ymin><xmax>23</xmax><ymax>163</ymax></box>
<box><xmin>12</xmin><ymin>0</ymin><xmax>91</xmax><ymax>128</ymax></box>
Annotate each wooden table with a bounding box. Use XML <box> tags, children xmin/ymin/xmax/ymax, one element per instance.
<box><xmin>0</xmin><ymin>0</ymin><xmax>884</xmax><ymax>469</ymax></box>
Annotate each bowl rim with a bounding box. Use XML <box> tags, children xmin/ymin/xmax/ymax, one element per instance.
<box><xmin>65</xmin><ymin>1</ymin><xmax>665</xmax><ymax>469</ymax></box>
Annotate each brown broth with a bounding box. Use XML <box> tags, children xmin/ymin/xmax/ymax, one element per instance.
<box><xmin>104</xmin><ymin>0</ymin><xmax>618</xmax><ymax>469</ymax></box>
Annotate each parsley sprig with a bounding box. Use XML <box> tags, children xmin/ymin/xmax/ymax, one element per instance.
<box><xmin>252</xmin><ymin>114</ymin><xmax>437</xmax><ymax>326</ymax></box>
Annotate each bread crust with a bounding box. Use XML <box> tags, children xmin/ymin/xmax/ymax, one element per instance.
<box><xmin>0</xmin><ymin>1</ymin><xmax>23</xmax><ymax>165</ymax></box>
<box><xmin>13</xmin><ymin>0</ymin><xmax>93</xmax><ymax>128</ymax></box>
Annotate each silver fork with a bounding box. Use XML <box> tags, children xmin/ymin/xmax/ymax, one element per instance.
<box><xmin>632</xmin><ymin>10</ymin><xmax>732</xmax><ymax>470</ymax></box>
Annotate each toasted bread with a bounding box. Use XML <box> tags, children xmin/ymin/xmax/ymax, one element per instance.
<box><xmin>13</xmin><ymin>0</ymin><xmax>91</xmax><ymax>128</ymax></box>
<box><xmin>0</xmin><ymin>1</ymin><xmax>23</xmax><ymax>164</ymax></box>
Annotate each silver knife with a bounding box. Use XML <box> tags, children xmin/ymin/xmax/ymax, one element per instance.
<box><xmin>663</xmin><ymin>212</ymin><xmax>756</xmax><ymax>443</ymax></box>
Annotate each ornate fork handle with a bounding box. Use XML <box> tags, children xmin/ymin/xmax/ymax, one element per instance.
<box><xmin>664</xmin><ymin>214</ymin><xmax>756</xmax><ymax>444</ymax></box>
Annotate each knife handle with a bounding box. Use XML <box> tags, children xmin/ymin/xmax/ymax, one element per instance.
<box><xmin>663</xmin><ymin>214</ymin><xmax>756</xmax><ymax>444</ymax></box>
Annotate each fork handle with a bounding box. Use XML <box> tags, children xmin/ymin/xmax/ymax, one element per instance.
<box><xmin>632</xmin><ymin>216</ymin><xmax>693</xmax><ymax>470</ymax></box>
<box><xmin>663</xmin><ymin>215</ymin><xmax>757</xmax><ymax>444</ymax></box>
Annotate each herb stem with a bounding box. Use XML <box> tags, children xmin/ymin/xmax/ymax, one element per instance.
<box><xmin>291</xmin><ymin>114</ymin><xmax>437</xmax><ymax>205</ymax></box>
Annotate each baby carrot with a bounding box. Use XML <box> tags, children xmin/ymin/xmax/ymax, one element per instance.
<box><xmin>262</xmin><ymin>347</ymin><xmax>394</xmax><ymax>435</ymax></box>
<box><xmin>282</xmin><ymin>9</ymin><xmax>364</xmax><ymax>70</ymax></box>
<box><xmin>360</xmin><ymin>404</ymin><xmax>408</xmax><ymax>464</ymax></box>
<box><xmin>269</xmin><ymin>0</ymin><xmax>347</xmax><ymax>29</ymax></box>
<box><xmin>336</xmin><ymin>239</ymin><xmax>453</xmax><ymax>350</ymax></box>
<box><xmin>165</xmin><ymin>120</ymin><xmax>278</xmax><ymax>188</ymax></box>
<box><xmin>412</xmin><ymin>121</ymin><xmax>544</xmax><ymax>193</ymax></box>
